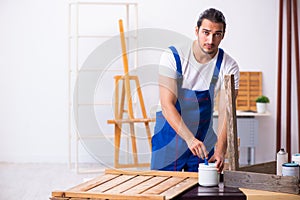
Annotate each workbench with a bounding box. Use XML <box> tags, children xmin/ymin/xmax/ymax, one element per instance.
<box><xmin>174</xmin><ymin>184</ymin><xmax>300</xmax><ymax>200</ymax></box>
<box><xmin>240</xmin><ymin>188</ymin><xmax>300</xmax><ymax>200</ymax></box>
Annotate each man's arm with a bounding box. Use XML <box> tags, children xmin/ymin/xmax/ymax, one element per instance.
<box><xmin>159</xmin><ymin>75</ymin><xmax>208</xmax><ymax>159</ymax></box>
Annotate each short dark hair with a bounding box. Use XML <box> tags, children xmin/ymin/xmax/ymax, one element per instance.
<box><xmin>197</xmin><ymin>8</ymin><xmax>226</xmax><ymax>32</ymax></box>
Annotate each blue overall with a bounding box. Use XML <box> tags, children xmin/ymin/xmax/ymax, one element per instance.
<box><xmin>151</xmin><ymin>46</ymin><xmax>224</xmax><ymax>172</ymax></box>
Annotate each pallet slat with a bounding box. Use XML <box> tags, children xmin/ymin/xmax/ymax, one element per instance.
<box><xmin>67</xmin><ymin>174</ymin><xmax>119</xmax><ymax>192</ymax></box>
<box><xmin>104</xmin><ymin>175</ymin><xmax>153</xmax><ymax>194</ymax></box>
<box><xmin>143</xmin><ymin>176</ymin><xmax>186</xmax><ymax>195</ymax></box>
<box><xmin>52</xmin><ymin>190</ymin><xmax>165</xmax><ymax>200</ymax></box>
<box><xmin>160</xmin><ymin>177</ymin><xmax>198</xmax><ymax>199</ymax></box>
<box><xmin>89</xmin><ymin>174</ymin><xmax>136</xmax><ymax>193</ymax></box>
<box><xmin>123</xmin><ymin>176</ymin><xmax>170</xmax><ymax>195</ymax></box>
<box><xmin>104</xmin><ymin>169</ymin><xmax>198</xmax><ymax>178</ymax></box>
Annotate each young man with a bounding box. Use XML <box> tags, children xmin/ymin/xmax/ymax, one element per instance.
<box><xmin>151</xmin><ymin>8</ymin><xmax>239</xmax><ymax>172</ymax></box>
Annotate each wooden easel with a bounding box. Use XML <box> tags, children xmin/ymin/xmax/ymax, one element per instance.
<box><xmin>107</xmin><ymin>19</ymin><xmax>154</xmax><ymax>168</ymax></box>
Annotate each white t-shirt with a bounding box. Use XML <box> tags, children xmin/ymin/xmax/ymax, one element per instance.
<box><xmin>159</xmin><ymin>42</ymin><xmax>240</xmax><ymax>93</ymax></box>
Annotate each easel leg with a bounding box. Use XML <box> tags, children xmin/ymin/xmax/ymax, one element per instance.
<box><xmin>145</xmin><ymin>122</ymin><xmax>152</xmax><ymax>151</ymax></box>
<box><xmin>134</xmin><ymin>77</ymin><xmax>152</xmax><ymax>151</ymax></box>
<box><xmin>119</xmin><ymin>79</ymin><xmax>126</xmax><ymax>119</ymax></box>
<box><xmin>129</xmin><ymin>122</ymin><xmax>138</xmax><ymax>165</ymax></box>
<box><xmin>114</xmin><ymin>123</ymin><xmax>121</xmax><ymax>168</ymax></box>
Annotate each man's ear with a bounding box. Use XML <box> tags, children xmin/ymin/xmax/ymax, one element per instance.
<box><xmin>195</xmin><ymin>26</ymin><xmax>199</xmax><ymax>36</ymax></box>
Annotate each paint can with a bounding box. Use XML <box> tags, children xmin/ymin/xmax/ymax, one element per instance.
<box><xmin>282</xmin><ymin>162</ymin><xmax>299</xmax><ymax>179</ymax></box>
<box><xmin>292</xmin><ymin>153</ymin><xmax>300</xmax><ymax>178</ymax></box>
<box><xmin>276</xmin><ymin>148</ymin><xmax>288</xmax><ymax>176</ymax></box>
<box><xmin>198</xmin><ymin>163</ymin><xmax>219</xmax><ymax>187</ymax></box>
<box><xmin>292</xmin><ymin>153</ymin><xmax>300</xmax><ymax>165</ymax></box>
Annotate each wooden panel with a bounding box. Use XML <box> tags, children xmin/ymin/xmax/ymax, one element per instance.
<box><xmin>225</xmin><ymin>75</ymin><xmax>239</xmax><ymax>171</ymax></box>
<box><xmin>236</xmin><ymin>71</ymin><xmax>262</xmax><ymax>111</ymax></box>
<box><xmin>51</xmin><ymin>169</ymin><xmax>198</xmax><ymax>200</ymax></box>
<box><xmin>224</xmin><ymin>170</ymin><xmax>299</xmax><ymax>194</ymax></box>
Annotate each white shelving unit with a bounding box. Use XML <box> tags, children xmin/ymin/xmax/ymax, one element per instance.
<box><xmin>68</xmin><ymin>1</ymin><xmax>138</xmax><ymax>173</ymax></box>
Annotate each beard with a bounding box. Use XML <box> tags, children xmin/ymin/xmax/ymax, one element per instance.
<box><xmin>200</xmin><ymin>44</ymin><xmax>217</xmax><ymax>55</ymax></box>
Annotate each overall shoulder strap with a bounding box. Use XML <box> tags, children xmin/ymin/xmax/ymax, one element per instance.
<box><xmin>211</xmin><ymin>48</ymin><xmax>224</xmax><ymax>85</ymax></box>
<box><xmin>209</xmin><ymin>48</ymin><xmax>224</xmax><ymax>104</ymax></box>
<box><xmin>169</xmin><ymin>46</ymin><xmax>182</xmax><ymax>76</ymax></box>
<box><xmin>216</xmin><ymin>48</ymin><xmax>224</xmax><ymax>71</ymax></box>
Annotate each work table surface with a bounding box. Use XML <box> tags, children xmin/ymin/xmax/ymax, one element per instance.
<box><xmin>174</xmin><ymin>182</ymin><xmax>246</xmax><ymax>200</ymax></box>
<box><xmin>174</xmin><ymin>183</ymin><xmax>300</xmax><ymax>200</ymax></box>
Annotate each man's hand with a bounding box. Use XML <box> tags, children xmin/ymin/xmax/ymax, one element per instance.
<box><xmin>209</xmin><ymin>152</ymin><xmax>225</xmax><ymax>173</ymax></box>
<box><xmin>187</xmin><ymin>138</ymin><xmax>208</xmax><ymax>160</ymax></box>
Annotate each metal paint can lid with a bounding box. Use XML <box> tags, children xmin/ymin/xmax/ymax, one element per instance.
<box><xmin>282</xmin><ymin>162</ymin><xmax>299</xmax><ymax>167</ymax></box>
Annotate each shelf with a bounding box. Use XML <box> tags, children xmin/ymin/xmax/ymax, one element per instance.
<box><xmin>68</xmin><ymin>35</ymin><xmax>138</xmax><ymax>39</ymax></box>
<box><xmin>213</xmin><ymin>110</ymin><xmax>271</xmax><ymax>117</ymax></box>
<box><xmin>68</xmin><ymin>1</ymin><xmax>139</xmax><ymax>173</ymax></box>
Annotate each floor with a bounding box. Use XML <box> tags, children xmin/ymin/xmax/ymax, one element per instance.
<box><xmin>0</xmin><ymin>162</ymin><xmax>103</xmax><ymax>200</ymax></box>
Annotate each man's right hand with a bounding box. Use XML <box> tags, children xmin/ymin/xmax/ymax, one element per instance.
<box><xmin>187</xmin><ymin>138</ymin><xmax>208</xmax><ymax>159</ymax></box>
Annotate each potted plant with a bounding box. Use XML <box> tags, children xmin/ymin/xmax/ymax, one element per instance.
<box><xmin>255</xmin><ymin>95</ymin><xmax>270</xmax><ymax>113</ymax></box>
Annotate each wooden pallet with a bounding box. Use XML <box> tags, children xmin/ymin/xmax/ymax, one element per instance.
<box><xmin>51</xmin><ymin>169</ymin><xmax>198</xmax><ymax>200</ymax></box>
<box><xmin>236</xmin><ymin>71</ymin><xmax>262</xmax><ymax>111</ymax></box>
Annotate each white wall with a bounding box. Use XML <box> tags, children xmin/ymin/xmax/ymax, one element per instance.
<box><xmin>0</xmin><ymin>0</ymin><xmax>299</xmax><ymax>164</ymax></box>
<box><xmin>0</xmin><ymin>0</ymin><xmax>69</xmax><ymax>162</ymax></box>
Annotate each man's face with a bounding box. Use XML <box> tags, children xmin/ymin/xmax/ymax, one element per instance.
<box><xmin>195</xmin><ymin>19</ymin><xmax>224</xmax><ymax>55</ymax></box>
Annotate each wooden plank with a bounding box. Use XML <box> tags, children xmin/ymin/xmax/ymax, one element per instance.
<box><xmin>225</xmin><ymin>75</ymin><xmax>239</xmax><ymax>171</ymax></box>
<box><xmin>240</xmin><ymin>188</ymin><xmax>300</xmax><ymax>200</ymax></box>
<box><xmin>89</xmin><ymin>174</ymin><xmax>135</xmax><ymax>193</ymax></box>
<box><xmin>160</xmin><ymin>177</ymin><xmax>198</xmax><ymax>200</ymax></box>
<box><xmin>224</xmin><ymin>170</ymin><xmax>299</xmax><ymax>194</ymax></box>
<box><xmin>50</xmin><ymin>196</ymin><xmax>70</xmax><ymax>200</ymax></box>
<box><xmin>122</xmin><ymin>176</ymin><xmax>170</xmax><ymax>195</ymax></box>
<box><xmin>105</xmin><ymin>169</ymin><xmax>198</xmax><ymax>178</ymax></box>
<box><xmin>143</xmin><ymin>177</ymin><xmax>186</xmax><ymax>195</ymax></box>
<box><xmin>104</xmin><ymin>175</ymin><xmax>153</xmax><ymax>194</ymax></box>
<box><xmin>236</xmin><ymin>96</ymin><xmax>251</xmax><ymax>100</ymax></box>
<box><xmin>67</xmin><ymin>174</ymin><xmax>119</xmax><ymax>192</ymax></box>
<box><xmin>238</xmin><ymin>161</ymin><xmax>276</xmax><ymax>174</ymax></box>
<box><xmin>52</xmin><ymin>190</ymin><xmax>165</xmax><ymax>200</ymax></box>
